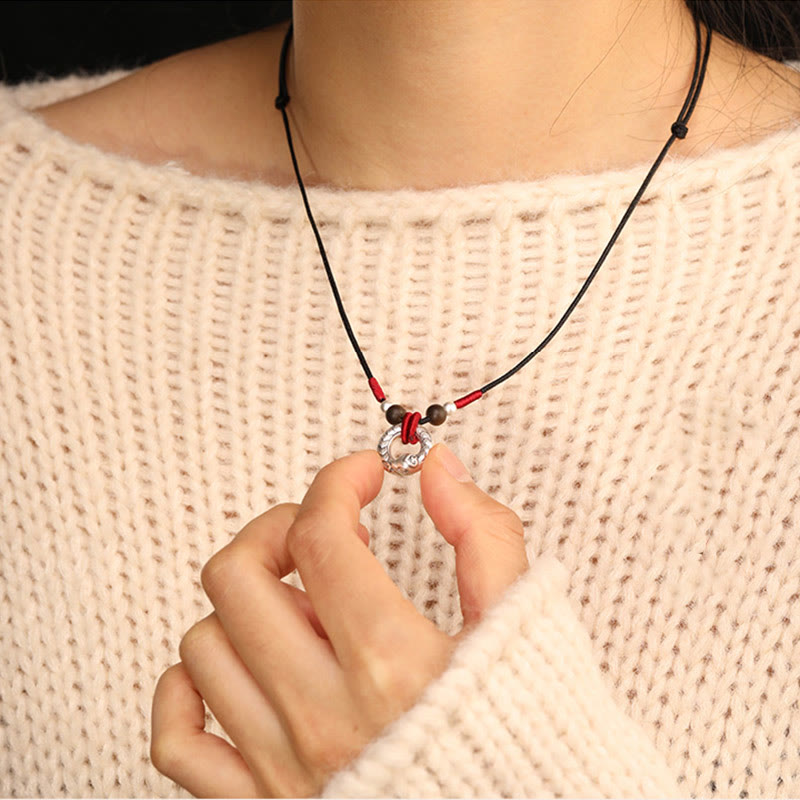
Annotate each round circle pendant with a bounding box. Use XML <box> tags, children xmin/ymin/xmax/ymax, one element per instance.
<box><xmin>377</xmin><ymin>424</ymin><xmax>433</xmax><ymax>476</ymax></box>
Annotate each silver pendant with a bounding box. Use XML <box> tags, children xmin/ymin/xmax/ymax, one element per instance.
<box><xmin>377</xmin><ymin>423</ymin><xmax>433</xmax><ymax>476</ymax></box>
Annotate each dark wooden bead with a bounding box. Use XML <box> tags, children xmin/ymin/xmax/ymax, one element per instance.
<box><xmin>426</xmin><ymin>404</ymin><xmax>448</xmax><ymax>425</ymax></box>
<box><xmin>386</xmin><ymin>404</ymin><xmax>406</xmax><ymax>425</ymax></box>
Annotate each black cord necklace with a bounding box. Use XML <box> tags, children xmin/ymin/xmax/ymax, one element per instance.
<box><xmin>274</xmin><ymin>16</ymin><xmax>712</xmax><ymax>476</ymax></box>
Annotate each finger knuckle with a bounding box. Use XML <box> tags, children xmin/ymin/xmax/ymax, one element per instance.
<box><xmin>150</xmin><ymin>729</ymin><xmax>183</xmax><ymax>777</ymax></box>
<box><xmin>294</xmin><ymin>717</ymin><xmax>354</xmax><ymax>775</ymax></box>
<box><xmin>354</xmin><ymin>623</ymin><xmax>453</xmax><ymax>716</ymax></box>
<box><xmin>286</xmin><ymin>511</ymin><xmax>333</xmax><ymax>571</ymax></box>
<box><xmin>178</xmin><ymin>618</ymin><xmax>217</xmax><ymax>664</ymax></box>
<box><xmin>354</xmin><ymin>637</ymin><xmax>417</xmax><ymax>710</ymax></box>
<box><xmin>254</xmin><ymin>762</ymin><xmax>318</xmax><ymax>799</ymax></box>
<box><xmin>150</xmin><ymin>668</ymin><xmax>188</xmax><ymax>776</ymax></box>
<box><xmin>360</xmin><ymin>652</ymin><xmax>406</xmax><ymax>702</ymax></box>
<box><xmin>273</xmin><ymin>501</ymin><xmax>302</xmax><ymax>516</ymax></box>
<box><xmin>200</xmin><ymin>547</ymin><xmax>241</xmax><ymax>600</ymax></box>
<box><xmin>485</xmin><ymin>503</ymin><xmax>526</xmax><ymax>540</ymax></box>
<box><xmin>254</xmin><ymin>501</ymin><xmax>301</xmax><ymax>526</ymax></box>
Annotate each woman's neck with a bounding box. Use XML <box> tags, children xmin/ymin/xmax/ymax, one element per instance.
<box><xmin>32</xmin><ymin>0</ymin><xmax>800</xmax><ymax>192</ymax></box>
<box><xmin>282</xmin><ymin>0</ymin><xmax>800</xmax><ymax>190</ymax></box>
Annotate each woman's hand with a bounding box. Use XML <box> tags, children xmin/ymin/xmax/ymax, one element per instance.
<box><xmin>151</xmin><ymin>443</ymin><xmax>529</xmax><ymax>797</ymax></box>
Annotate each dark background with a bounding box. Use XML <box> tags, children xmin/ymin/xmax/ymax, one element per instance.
<box><xmin>0</xmin><ymin>1</ymin><xmax>293</xmax><ymax>85</ymax></box>
<box><xmin>3</xmin><ymin>1</ymin><xmax>800</xmax><ymax>88</ymax></box>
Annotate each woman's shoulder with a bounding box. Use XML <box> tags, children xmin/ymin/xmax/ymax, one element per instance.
<box><xmin>30</xmin><ymin>64</ymin><xmax>164</xmax><ymax>166</ymax></box>
<box><xmin>27</xmin><ymin>22</ymin><xmax>293</xmax><ymax>185</ymax></box>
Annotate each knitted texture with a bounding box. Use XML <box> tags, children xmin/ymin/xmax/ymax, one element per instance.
<box><xmin>1</xmin><ymin>69</ymin><xmax>799</xmax><ymax>798</ymax></box>
<box><xmin>322</xmin><ymin>556</ymin><xmax>682</xmax><ymax>798</ymax></box>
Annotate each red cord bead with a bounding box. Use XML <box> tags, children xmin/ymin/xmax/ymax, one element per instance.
<box><xmin>368</xmin><ymin>377</ymin><xmax>385</xmax><ymax>402</ymax></box>
<box><xmin>454</xmin><ymin>390</ymin><xmax>483</xmax><ymax>409</ymax></box>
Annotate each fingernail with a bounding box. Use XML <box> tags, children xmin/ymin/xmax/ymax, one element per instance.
<box><xmin>436</xmin><ymin>443</ymin><xmax>472</xmax><ymax>483</ymax></box>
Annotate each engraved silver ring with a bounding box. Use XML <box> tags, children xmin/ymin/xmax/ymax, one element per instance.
<box><xmin>377</xmin><ymin>424</ymin><xmax>433</xmax><ymax>476</ymax></box>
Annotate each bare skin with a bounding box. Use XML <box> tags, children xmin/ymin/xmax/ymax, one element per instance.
<box><xmin>31</xmin><ymin>0</ymin><xmax>800</xmax><ymax>191</ymax></box>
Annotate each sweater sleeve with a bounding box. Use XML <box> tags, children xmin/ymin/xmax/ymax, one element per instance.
<box><xmin>321</xmin><ymin>555</ymin><xmax>683</xmax><ymax>798</ymax></box>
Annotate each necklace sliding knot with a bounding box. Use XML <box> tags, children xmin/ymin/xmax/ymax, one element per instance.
<box><xmin>671</xmin><ymin>121</ymin><xmax>688</xmax><ymax>139</ymax></box>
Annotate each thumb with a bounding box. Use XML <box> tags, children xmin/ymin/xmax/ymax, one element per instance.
<box><xmin>419</xmin><ymin>443</ymin><xmax>529</xmax><ymax>629</ymax></box>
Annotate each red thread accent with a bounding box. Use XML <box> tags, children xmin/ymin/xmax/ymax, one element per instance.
<box><xmin>368</xmin><ymin>377</ymin><xmax>385</xmax><ymax>402</ymax></box>
<box><xmin>454</xmin><ymin>390</ymin><xmax>483</xmax><ymax>409</ymax></box>
<box><xmin>401</xmin><ymin>411</ymin><xmax>421</xmax><ymax>444</ymax></box>
<box><xmin>409</xmin><ymin>412</ymin><xmax>421</xmax><ymax>444</ymax></box>
<box><xmin>401</xmin><ymin>412</ymin><xmax>411</xmax><ymax>443</ymax></box>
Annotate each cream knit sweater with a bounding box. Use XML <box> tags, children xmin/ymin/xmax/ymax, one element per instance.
<box><xmin>1</xmin><ymin>67</ymin><xmax>800</xmax><ymax>799</ymax></box>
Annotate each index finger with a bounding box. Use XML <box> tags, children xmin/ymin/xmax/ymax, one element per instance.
<box><xmin>287</xmin><ymin>449</ymin><xmax>418</xmax><ymax>666</ymax></box>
